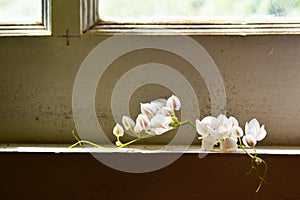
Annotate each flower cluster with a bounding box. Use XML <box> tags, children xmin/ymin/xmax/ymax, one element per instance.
<box><xmin>113</xmin><ymin>95</ymin><xmax>267</xmax><ymax>152</ymax></box>
<box><xmin>113</xmin><ymin>95</ymin><xmax>182</xmax><ymax>147</ymax></box>
<box><xmin>111</xmin><ymin>95</ymin><xmax>268</xmax><ymax>193</ymax></box>
<box><xmin>70</xmin><ymin>94</ymin><xmax>268</xmax><ymax>193</ymax></box>
<box><xmin>196</xmin><ymin>115</ymin><xmax>267</xmax><ymax>151</ymax></box>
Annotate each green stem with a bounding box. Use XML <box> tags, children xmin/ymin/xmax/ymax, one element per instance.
<box><xmin>255</xmin><ymin>159</ymin><xmax>268</xmax><ymax>193</ymax></box>
<box><xmin>67</xmin><ymin>140</ymin><xmax>117</xmax><ymax>150</ymax></box>
<box><xmin>121</xmin><ymin>135</ymin><xmax>154</xmax><ymax>148</ymax></box>
<box><xmin>238</xmin><ymin>144</ymin><xmax>254</xmax><ymax>159</ymax></box>
<box><xmin>237</xmin><ymin>138</ymin><xmax>268</xmax><ymax>193</ymax></box>
<box><xmin>120</xmin><ymin>118</ymin><xmax>194</xmax><ymax>147</ymax></box>
<box><xmin>71</xmin><ymin>130</ymin><xmax>83</xmax><ymax>147</ymax></box>
<box><xmin>121</xmin><ymin>118</ymin><xmax>194</xmax><ymax>147</ymax></box>
<box><xmin>180</xmin><ymin>120</ymin><xmax>196</xmax><ymax>129</ymax></box>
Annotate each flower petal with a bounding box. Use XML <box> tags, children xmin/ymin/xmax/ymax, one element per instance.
<box><xmin>218</xmin><ymin>125</ymin><xmax>229</xmax><ymax>135</ymax></box>
<box><xmin>242</xmin><ymin>134</ymin><xmax>257</xmax><ymax>147</ymax></box>
<box><xmin>196</xmin><ymin>119</ymin><xmax>209</xmax><ymax>137</ymax></box>
<box><xmin>229</xmin><ymin>116</ymin><xmax>239</xmax><ymax>127</ymax></box>
<box><xmin>140</xmin><ymin>103</ymin><xmax>156</xmax><ymax>119</ymax></box>
<box><xmin>162</xmin><ymin>106</ymin><xmax>175</xmax><ymax>116</ymax></box>
<box><xmin>122</xmin><ymin>116</ymin><xmax>135</xmax><ymax>131</ymax></box>
<box><xmin>206</xmin><ymin>126</ymin><xmax>221</xmax><ymax>138</ymax></box>
<box><xmin>245</xmin><ymin>122</ymin><xmax>249</xmax><ymax>135</ymax></box>
<box><xmin>136</xmin><ymin>114</ymin><xmax>151</xmax><ymax>131</ymax></box>
<box><xmin>201</xmin><ymin>135</ymin><xmax>217</xmax><ymax>151</ymax></box>
<box><xmin>245</xmin><ymin>121</ymin><xmax>258</xmax><ymax>137</ymax></box>
<box><xmin>151</xmin><ymin>98</ymin><xmax>167</xmax><ymax>108</ymax></box>
<box><xmin>220</xmin><ymin>137</ymin><xmax>238</xmax><ymax>151</ymax></box>
<box><xmin>166</xmin><ymin>95</ymin><xmax>181</xmax><ymax>111</ymax></box>
<box><xmin>134</xmin><ymin>125</ymin><xmax>142</xmax><ymax>133</ymax></box>
<box><xmin>113</xmin><ymin>123</ymin><xmax>124</xmax><ymax>137</ymax></box>
<box><xmin>217</xmin><ymin>114</ymin><xmax>226</xmax><ymax>122</ymax></box>
<box><xmin>151</xmin><ymin>127</ymin><xmax>173</xmax><ymax>135</ymax></box>
<box><xmin>231</xmin><ymin>126</ymin><xmax>244</xmax><ymax>138</ymax></box>
<box><xmin>218</xmin><ymin>115</ymin><xmax>233</xmax><ymax>134</ymax></box>
<box><xmin>256</xmin><ymin>125</ymin><xmax>267</xmax><ymax>141</ymax></box>
<box><xmin>150</xmin><ymin>114</ymin><xmax>173</xmax><ymax>135</ymax></box>
<box><xmin>150</xmin><ymin>114</ymin><xmax>172</xmax><ymax>128</ymax></box>
<box><xmin>248</xmin><ymin>118</ymin><xmax>260</xmax><ymax>130</ymax></box>
<box><xmin>201</xmin><ymin>116</ymin><xmax>219</xmax><ymax>129</ymax></box>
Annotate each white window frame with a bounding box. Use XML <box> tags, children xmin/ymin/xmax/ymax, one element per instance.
<box><xmin>0</xmin><ymin>0</ymin><xmax>51</xmax><ymax>36</ymax></box>
<box><xmin>81</xmin><ymin>0</ymin><xmax>300</xmax><ymax>35</ymax></box>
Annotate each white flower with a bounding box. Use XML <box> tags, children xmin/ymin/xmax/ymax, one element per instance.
<box><xmin>151</xmin><ymin>98</ymin><xmax>167</xmax><ymax>109</ymax></box>
<box><xmin>201</xmin><ymin>135</ymin><xmax>218</xmax><ymax>151</ymax></box>
<box><xmin>219</xmin><ymin>116</ymin><xmax>243</xmax><ymax>151</ymax></box>
<box><xmin>228</xmin><ymin>116</ymin><xmax>244</xmax><ymax>138</ymax></box>
<box><xmin>242</xmin><ymin>118</ymin><xmax>267</xmax><ymax>147</ymax></box>
<box><xmin>134</xmin><ymin>114</ymin><xmax>151</xmax><ymax>132</ymax></box>
<box><xmin>196</xmin><ymin>115</ymin><xmax>244</xmax><ymax>151</ymax></box>
<box><xmin>229</xmin><ymin>116</ymin><xmax>239</xmax><ymax>127</ymax></box>
<box><xmin>231</xmin><ymin>126</ymin><xmax>244</xmax><ymax>138</ymax></box>
<box><xmin>150</xmin><ymin>114</ymin><xmax>173</xmax><ymax>135</ymax></box>
<box><xmin>162</xmin><ymin>106</ymin><xmax>175</xmax><ymax>116</ymax></box>
<box><xmin>196</xmin><ymin>116</ymin><xmax>221</xmax><ymax>138</ymax></box>
<box><xmin>122</xmin><ymin>116</ymin><xmax>135</xmax><ymax>131</ymax></box>
<box><xmin>196</xmin><ymin>116</ymin><xmax>221</xmax><ymax>150</ymax></box>
<box><xmin>113</xmin><ymin>123</ymin><xmax>124</xmax><ymax>137</ymax></box>
<box><xmin>220</xmin><ymin>137</ymin><xmax>238</xmax><ymax>151</ymax></box>
<box><xmin>217</xmin><ymin>114</ymin><xmax>233</xmax><ymax>136</ymax></box>
<box><xmin>140</xmin><ymin>103</ymin><xmax>156</xmax><ymax>119</ymax></box>
<box><xmin>243</xmin><ymin>134</ymin><xmax>257</xmax><ymax>147</ymax></box>
<box><xmin>166</xmin><ymin>95</ymin><xmax>181</xmax><ymax>111</ymax></box>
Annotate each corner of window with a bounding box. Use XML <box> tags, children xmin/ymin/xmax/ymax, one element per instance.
<box><xmin>0</xmin><ymin>0</ymin><xmax>51</xmax><ymax>37</ymax></box>
<box><xmin>81</xmin><ymin>0</ymin><xmax>300</xmax><ymax>36</ymax></box>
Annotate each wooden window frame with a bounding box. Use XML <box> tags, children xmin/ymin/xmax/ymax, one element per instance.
<box><xmin>0</xmin><ymin>0</ymin><xmax>51</xmax><ymax>36</ymax></box>
<box><xmin>81</xmin><ymin>0</ymin><xmax>300</xmax><ymax>35</ymax></box>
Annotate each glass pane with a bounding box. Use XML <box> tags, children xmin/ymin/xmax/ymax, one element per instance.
<box><xmin>98</xmin><ymin>0</ymin><xmax>300</xmax><ymax>23</ymax></box>
<box><xmin>0</xmin><ymin>0</ymin><xmax>42</xmax><ymax>24</ymax></box>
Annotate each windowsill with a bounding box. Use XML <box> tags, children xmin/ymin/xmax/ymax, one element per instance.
<box><xmin>84</xmin><ymin>23</ymin><xmax>300</xmax><ymax>36</ymax></box>
<box><xmin>0</xmin><ymin>28</ymin><xmax>51</xmax><ymax>36</ymax></box>
<box><xmin>1</xmin><ymin>144</ymin><xmax>300</xmax><ymax>155</ymax></box>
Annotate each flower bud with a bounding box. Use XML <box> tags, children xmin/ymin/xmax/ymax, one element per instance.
<box><xmin>122</xmin><ymin>116</ymin><xmax>135</xmax><ymax>131</ymax></box>
<box><xmin>113</xmin><ymin>123</ymin><xmax>124</xmax><ymax>137</ymax></box>
<box><xmin>166</xmin><ymin>95</ymin><xmax>181</xmax><ymax>111</ymax></box>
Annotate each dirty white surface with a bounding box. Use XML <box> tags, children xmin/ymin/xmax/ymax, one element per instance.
<box><xmin>0</xmin><ymin>144</ymin><xmax>300</xmax><ymax>155</ymax></box>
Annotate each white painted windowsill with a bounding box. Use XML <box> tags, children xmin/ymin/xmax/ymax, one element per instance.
<box><xmin>0</xmin><ymin>144</ymin><xmax>299</xmax><ymax>155</ymax></box>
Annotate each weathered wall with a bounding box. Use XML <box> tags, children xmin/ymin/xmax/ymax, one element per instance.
<box><xmin>1</xmin><ymin>35</ymin><xmax>300</xmax><ymax>145</ymax></box>
<box><xmin>0</xmin><ymin>0</ymin><xmax>300</xmax><ymax>146</ymax></box>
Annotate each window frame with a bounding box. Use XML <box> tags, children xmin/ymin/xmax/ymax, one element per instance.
<box><xmin>82</xmin><ymin>0</ymin><xmax>300</xmax><ymax>35</ymax></box>
<box><xmin>0</xmin><ymin>0</ymin><xmax>51</xmax><ymax>36</ymax></box>
<box><xmin>0</xmin><ymin>0</ymin><xmax>298</xmax><ymax>152</ymax></box>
